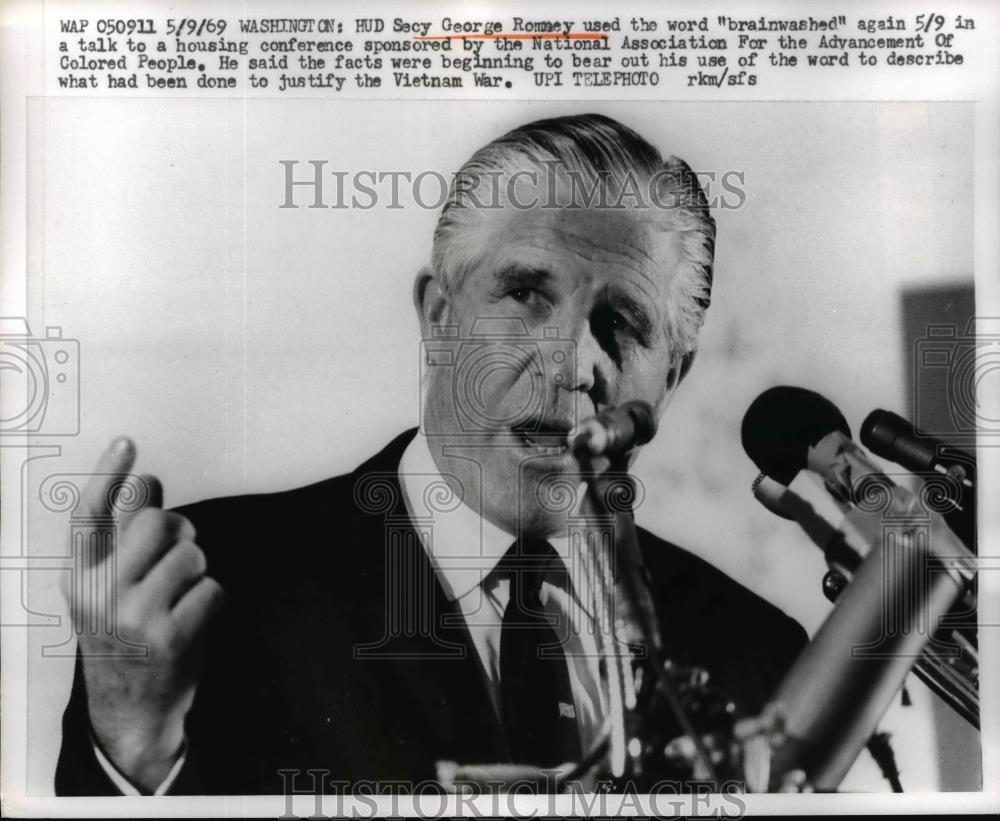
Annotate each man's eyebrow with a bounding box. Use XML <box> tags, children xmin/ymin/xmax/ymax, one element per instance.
<box><xmin>493</xmin><ymin>264</ymin><xmax>552</xmax><ymax>290</ymax></box>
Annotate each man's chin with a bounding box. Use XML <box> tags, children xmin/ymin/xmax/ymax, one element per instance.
<box><xmin>476</xmin><ymin>467</ymin><xmax>582</xmax><ymax>540</ymax></box>
<box><xmin>430</xmin><ymin>429</ymin><xmax>584</xmax><ymax>536</ymax></box>
<box><xmin>515</xmin><ymin>468</ymin><xmax>588</xmax><ymax>539</ymax></box>
<box><xmin>496</xmin><ymin>504</ymin><xmax>570</xmax><ymax>541</ymax></box>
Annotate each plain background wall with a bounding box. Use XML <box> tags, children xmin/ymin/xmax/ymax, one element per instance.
<box><xmin>20</xmin><ymin>100</ymin><xmax>975</xmax><ymax>791</ymax></box>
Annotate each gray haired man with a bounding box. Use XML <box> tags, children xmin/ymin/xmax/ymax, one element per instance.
<box><xmin>57</xmin><ymin>114</ymin><xmax>805</xmax><ymax>795</ymax></box>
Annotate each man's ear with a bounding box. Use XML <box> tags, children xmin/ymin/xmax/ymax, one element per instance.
<box><xmin>413</xmin><ymin>267</ymin><xmax>451</xmax><ymax>334</ymax></box>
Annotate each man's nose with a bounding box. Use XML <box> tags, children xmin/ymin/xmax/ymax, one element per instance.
<box><xmin>551</xmin><ymin>319</ymin><xmax>604</xmax><ymax>395</ymax></box>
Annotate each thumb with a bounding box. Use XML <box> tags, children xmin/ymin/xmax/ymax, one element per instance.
<box><xmin>78</xmin><ymin>437</ymin><xmax>138</xmax><ymax>519</ymax></box>
<box><xmin>73</xmin><ymin>438</ymin><xmax>138</xmax><ymax>570</ymax></box>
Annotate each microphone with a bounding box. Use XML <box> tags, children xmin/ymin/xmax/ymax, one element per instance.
<box><xmin>741</xmin><ymin>386</ymin><xmax>851</xmax><ymax>485</ymax></box>
<box><xmin>742</xmin><ymin>386</ymin><xmax>976</xmax><ymax>576</ymax></box>
<box><xmin>570</xmin><ymin>401</ymin><xmax>657</xmax><ymax>459</ymax></box>
<box><xmin>861</xmin><ymin>409</ymin><xmax>975</xmax><ymax>551</ymax></box>
<box><xmin>740</xmin><ymin>386</ymin><xmax>980</xmax><ymax>733</ymax></box>
<box><xmin>861</xmin><ymin>409</ymin><xmax>975</xmax><ymax>481</ymax></box>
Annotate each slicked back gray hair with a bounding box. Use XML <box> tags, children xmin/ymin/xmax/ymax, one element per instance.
<box><xmin>431</xmin><ymin>113</ymin><xmax>716</xmax><ymax>356</ymax></box>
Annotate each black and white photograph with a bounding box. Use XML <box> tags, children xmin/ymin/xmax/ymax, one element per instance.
<box><xmin>1</xmin><ymin>1</ymin><xmax>997</xmax><ymax>817</ymax></box>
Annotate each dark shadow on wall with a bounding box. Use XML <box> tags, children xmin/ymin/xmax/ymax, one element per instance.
<box><xmin>901</xmin><ymin>282</ymin><xmax>981</xmax><ymax>792</ymax></box>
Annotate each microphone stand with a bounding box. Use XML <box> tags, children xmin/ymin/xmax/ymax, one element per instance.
<box><xmin>573</xmin><ymin>449</ymin><xmax>721</xmax><ymax>786</ymax></box>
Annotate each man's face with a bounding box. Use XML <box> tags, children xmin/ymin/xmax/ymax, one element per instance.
<box><xmin>419</xmin><ymin>192</ymin><xmax>690</xmax><ymax>536</ymax></box>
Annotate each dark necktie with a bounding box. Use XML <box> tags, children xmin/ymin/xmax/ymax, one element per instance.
<box><xmin>498</xmin><ymin>538</ymin><xmax>582</xmax><ymax>767</ymax></box>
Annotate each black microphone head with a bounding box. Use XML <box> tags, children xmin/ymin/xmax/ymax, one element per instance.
<box><xmin>861</xmin><ymin>409</ymin><xmax>911</xmax><ymax>453</ymax></box>
<box><xmin>741</xmin><ymin>386</ymin><xmax>851</xmax><ymax>485</ymax></box>
<box><xmin>622</xmin><ymin>400</ymin><xmax>657</xmax><ymax>446</ymax></box>
<box><xmin>861</xmin><ymin>409</ymin><xmax>934</xmax><ymax>472</ymax></box>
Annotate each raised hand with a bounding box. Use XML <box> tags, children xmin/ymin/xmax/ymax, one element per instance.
<box><xmin>61</xmin><ymin>437</ymin><xmax>223</xmax><ymax>793</ymax></box>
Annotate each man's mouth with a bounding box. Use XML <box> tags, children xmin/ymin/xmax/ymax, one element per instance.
<box><xmin>511</xmin><ymin>419</ymin><xmax>572</xmax><ymax>455</ymax></box>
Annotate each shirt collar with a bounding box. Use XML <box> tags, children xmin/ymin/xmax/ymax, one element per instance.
<box><xmin>398</xmin><ymin>432</ymin><xmax>570</xmax><ymax>602</ymax></box>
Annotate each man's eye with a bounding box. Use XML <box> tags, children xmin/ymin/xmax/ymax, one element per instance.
<box><xmin>503</xmin><ymin>287</ymin><xmax>553</xmax><ymax>315</ymax></box>
<box><xmin>607</xmin><ymin>312</ymin><xmax>627</xmax><ymax>332</ymax></box>
<box><xmin>591</xmin><ymin>306</ymin><xmax>640</xmax><ymax>357</ymax></box>
<box><xmin>594</xmin><ymin>306</ymin><xmax>630</xmax><ymax>335</ymax></box>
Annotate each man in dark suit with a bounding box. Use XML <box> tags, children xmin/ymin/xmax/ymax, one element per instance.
<box><xmin>56</xmin><ymin>114</ymin><xmax>807</xmax><ymax>795</ymax></box>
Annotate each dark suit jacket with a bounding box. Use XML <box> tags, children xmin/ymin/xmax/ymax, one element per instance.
<box><xmin>56</xmin><ymin>429</ymin><xmax>807</xmax><ymax>794</ymax></box>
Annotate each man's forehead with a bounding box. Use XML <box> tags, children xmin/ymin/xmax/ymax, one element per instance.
<box><xmin>476</xmin><ymin>202</ymin><xmax>680</xmax><ymax>292</ymax></box>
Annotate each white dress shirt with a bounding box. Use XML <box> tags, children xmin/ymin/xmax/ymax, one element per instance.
<box><xmin>398</xmin><ymin>431</ymin><xmax>608</xmax><ymax>757</ymax></box>
<box><xmin>91</xmin><ymin>735</ymin><xmax>186</xmax><ymax>796</ymax></box>
<box><xmin>96</xmin><ymin>431</ymin><xmax>608</xmax><ymax>791</ymax></box>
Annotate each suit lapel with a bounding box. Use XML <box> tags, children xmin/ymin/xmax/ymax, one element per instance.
<box><xmin>345</xmin><ymin>433</ymin><xmax>510</xmax><ymax>767</ymax></box>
